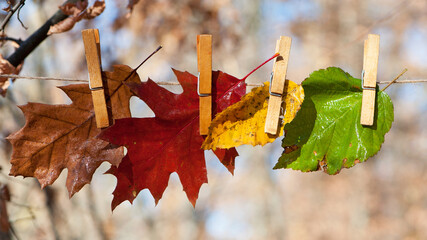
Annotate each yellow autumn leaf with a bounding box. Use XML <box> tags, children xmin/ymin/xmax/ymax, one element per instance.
<box><xmin>202</xmin><ymin>80</ymin><xmax>304</xmax><ymax>150</ymax></box>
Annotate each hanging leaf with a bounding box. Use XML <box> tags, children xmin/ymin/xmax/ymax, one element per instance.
<box><xmin>84</xmin><ymin>0</ymin><xmax>105</xmax><ymax>19</ymax></box>
<box><xmin>0</xmin><ymin>53</ymin><xmax>22</xmax><ymax>97</ymax></box>
<box><xmin>48</xmin><ymin>0</ymin><xmax>105</xmax><ymax>35</ymax></box>
<box><xmin>99</xmin><ymin>53</ymin><xmax>279</xmax><ymax>210</ymax></box>
<box><xmin>7</xmin><ymin>65</ymin><xmax>139</xmax><ymax>196</ymax></box>
<box><xmin>99</xmin><ymin>69</ymin><xmax>244</xmax><ymax>210</ymax></box>
<box><xmin>202</xmin><ymin>80</ymin><xmax>304</xmax><ymax>150</ymax></box>
<box><xmin>274</xmin><ymin>67</ymin><xmax>394</xmax><ymax>174</ymax></box>
<box><xmin>48</xmin><ymin>0</ymin><xmax>88</xmax><ymax>35</ymax></box>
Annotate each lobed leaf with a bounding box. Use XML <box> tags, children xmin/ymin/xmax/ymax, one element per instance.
<box><xmin>275</xmin><ymin>67</ymin><xmax>394</xmax><ymax>174</ymax></box>
<box><xmin>202</xmin><ymin>80</ymin><xmax>304</xmax><ymax>149</ymax></box>
<box><xmin>99</xmin><ymin>69</ymin><xmax>245</xmax><ymax>210</ymax></box>
<box><xmin>0</xmin><ymin>53</ymin><xmax>22</xmax><ymax>97</ymax></box>
<box><xmin>7</xmin><ymin>65</ymin><xmax>139</xmax><ymax>196</ymax></box>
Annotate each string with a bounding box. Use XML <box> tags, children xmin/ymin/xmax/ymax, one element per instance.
<box><xmin>1</xmin><ymin>74</ymin><xmax>427</xmax><ymax>86</ymax></box>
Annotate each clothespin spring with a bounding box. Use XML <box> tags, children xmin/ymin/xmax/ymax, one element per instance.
<box><xmin>197</xmin><ymin>72</ymin><xmax>210</xmax><ymax>97</ymax></box>
<box><xmin>361</xmin><ymin>70</ymin><xmax>376</xmax><ymax>90</ymax></box>
<box><xmin>269</xmin><ymin>72</ymin><xmax>287</xmax><ymax>120</ymax></box>
<box><xmin>88</xmin><ymin>77</ymin><xmax>104</xmax><ymax>91</ymax></box>
<box><xmin>269</xmin><ymin>72</ymin><xmax>282</xmax><ymax>97</ymax></box>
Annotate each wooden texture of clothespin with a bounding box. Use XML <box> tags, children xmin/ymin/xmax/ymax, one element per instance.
<box><xmin>265</xmin><ymin>36</ymin><xmax>292</xmax><ymax>135</ymax></box>
<box><xmin>360</xmin><ymin>34</ymin><xmax>380</xmax><ymax>126</ymax></box>
<box><xmin>82</xmin><ymin>29</ymin><xmax>109</xmax><ymax>128</ymax></box>
<box><xmin>197</xmin><ymin>34</ymin><xmax>212</xmax><ymax>135</ymax></box>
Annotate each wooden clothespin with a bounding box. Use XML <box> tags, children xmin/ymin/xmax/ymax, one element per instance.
<box><xmin>265</xmin><ymin>36</ymin><xmax>292</xmax><ymax>135</ymax></box>
<box><xmin>82</xmin><ymin>29</ymin><xmax>110</xmax><ymax>128</ymax></box>
<box><xmin>360</xmin><ymin>34</ymin><xmax>380</xmax><ymax>126</ymax></box>
<box><xmin>197</xmin><ymin>34</ymin><xmax>212</xmax><ymax>135</ymax></box>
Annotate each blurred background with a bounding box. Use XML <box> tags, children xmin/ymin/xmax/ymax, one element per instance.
<box><xmin>0</xmin><ymin>0</ymin><xmax>426</xmax><ymax>239</ymax></box>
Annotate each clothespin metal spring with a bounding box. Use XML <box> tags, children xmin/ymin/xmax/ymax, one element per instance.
<box><xmin>269</xmin><ymin>72</ymin><xmax>282</xmax><ymax>98</ymax></box>
<box><xmin>197</xmin><ymin>72</ymin><xmax>210</xmax><ymax>97</ymax></box>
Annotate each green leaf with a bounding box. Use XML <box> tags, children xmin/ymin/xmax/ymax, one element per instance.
<box><xmin>274</xmin><ymin>67</ymin><xmax>394</xmax><ymax>174</ymax></box>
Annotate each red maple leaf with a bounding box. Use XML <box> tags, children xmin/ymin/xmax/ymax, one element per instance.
<box><xmin>99</xmin><ymin>69</ymin><xmax>245</xmax><ymax>209</ymax></box>
<box><xmin>99</xmin><ymin>53</ymin><xmax>278</xmax><ymax>210</ymax></box>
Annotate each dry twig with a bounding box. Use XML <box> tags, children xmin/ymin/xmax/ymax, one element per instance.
<box><xmin>0</xmin><ymin>0</ymin><xmax>27</xmax><ymax>32</ymax></box>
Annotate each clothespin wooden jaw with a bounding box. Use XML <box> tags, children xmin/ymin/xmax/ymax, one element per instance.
<box><xmin>265</xmin><ymin>36</ymin><xmax>292</xmax><ymax>135</ymax></box>
<box><xmin>360</xmin><ymin>34</ymin><xmax>380</xmax><ymax>126</ymax></box>
<box><xmin>82</xmin><ymin>29</ymin><xmax>110</xmax><ymax>128</ymax></box>
<box><xmin>197</xmin><ymin>34</ymin><xmax>212</xmax><ymax>135</ymax></box>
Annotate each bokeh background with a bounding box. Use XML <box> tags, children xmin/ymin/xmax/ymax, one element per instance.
<box><xmin>0</xmin><ymin>0</ymin><xmax>427</xmax><ymax>239</ymax></box>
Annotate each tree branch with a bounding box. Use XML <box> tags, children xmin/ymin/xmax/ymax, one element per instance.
<box><xmin>0</xmin><ymin>0</ymin><xmax>26</xmax><ymax>31</ymax></box>
<box><xmin>6</xmin><ymin>0</ymin><xmax>80</xmax><ymax>67</ymax></box>
<box><xmin>16</xmin><ymin>1</ymin><xmax>28</xmax><ymax>29</ymax></box>
<box><xmin>0</xmin><ymin>37</ymin><xmax>23</xmax><ymax>45</ymax></box>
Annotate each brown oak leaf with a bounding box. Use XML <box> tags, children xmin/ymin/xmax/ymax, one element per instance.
<box><xmin>48</xmin><ymin>1</ymin><xmax>88</xmax><ymax>35</ymax></box>
<box><xmin>2</xmin><ymin>0</ymin><xmax>14</xmax><ymax>12</ymax></box>
<box><xmin>84</xmin><ymin>0</ymin><xmax>106</xmax><ymax>19</ymax></box>
<box><xmin>7</xmin><ymin>65</ymin><xmax>139</xmax><ymax>196</ymax></box>
<box><xmin>2</xmin><ymin>6</ymin><xmax>11</xmax><ymax>12</ymax></box>
<box><xmin>48</xmin><ymin>0</ymin><xmax>105</xmax><ymax>35</ymax></box>
<box><xmin>59</xmin><ymin>0</ymin><xmax>88</xmax><ymax>16</ymax></box>
<box><xmin>47</xmin><ymin>17</ymin><xmax>80</xmax><ymax>35</ymax></box>
<box><xmin>0</xmin><ymin>53</ymin><xmax>22</xmax><ymax>97</ymax></box>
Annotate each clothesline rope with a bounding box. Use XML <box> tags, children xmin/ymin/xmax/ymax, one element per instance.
<box><xmin>1</xmin><ymin>74</ymin><xmax>426</xmax><ymax>86</ymax></box>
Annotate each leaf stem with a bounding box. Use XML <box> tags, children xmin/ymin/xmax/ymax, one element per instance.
<box><xmin>133</xmin><ymin>46</ymin><xmax>163</xmax><ymax>72</ymax></box>
<box><xmin>108</xmin><ymin>46</ymin><xmax>163</xmax><ymax>99</ymax></box>
<box><xmin>381</xmin><ymin>68</ymin><xmax>408</xmax><ymax>91</ymax></box>
<box><xmin>241</xmin><ymin>52</ymin><xmax>279</xmax><ymax>81</ymax></box>
<box><xmin>121</xmin><ymin>46</ymin><xmax>163</xmax><ymax>83</ymax></box>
